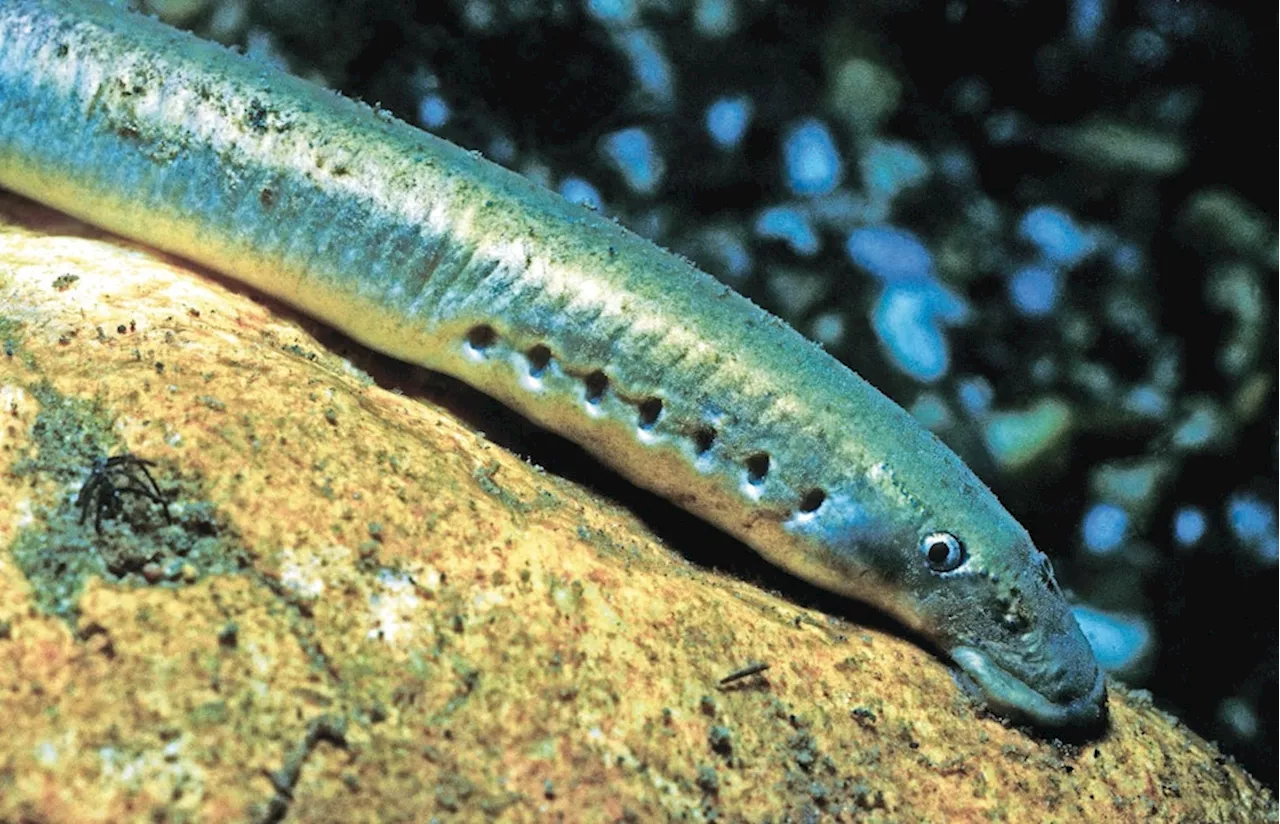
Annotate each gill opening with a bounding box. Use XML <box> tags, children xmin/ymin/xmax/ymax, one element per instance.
<box><xmin>462</xmin><ymin>324</ymin><xmax>829</xmax><ymax>521</ymax></box>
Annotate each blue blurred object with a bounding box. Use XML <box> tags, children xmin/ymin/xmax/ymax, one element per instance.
<box><xmin>754</xmin><ymin>205</ymin><xmax>820</xmax><ymax>256</ymax></box>
<box><xmin>984</xmin><ymin>110</ymin><xmax>1025</xmax><ymax>145</ymax></box>
<box><xmin>1111</xmin><ymin>242</ymin><xmax>1144</xmax><ymax>277</ymax></box>
<box><xmin>1122</xmin><ymin>385</ymin><xmax>1170</xmax><ymax>419</ymax></box>
<box><xmin>617</xmin><ymin>29</ymin><xmax>674</xmax><ymax>107</ymax></box>
<box><xmin>846</xmin><ymin>222</ymin><xmax>970</xmax><ymax>381</ymax></box>
<box><xmin>1069</xmin><ymin>0</ymin><xmax>1108</xmax><ymax>45</ymax></box>
<box><xmin>1172</xmin><ymin>402</ymin><xmax>1225</xmax><ymax>451</ymax></box>
<box><xmin>693</xmin><ymin>0</ymin><xmax>736</xmax><ymax>38</ymax></box>
<box><xmin>956</xmin><ymin>376</ymin><xmax>994</xmax><ymax>419</ymax></box>
<box><xmin>936</xmin><ymin>146</ymin><xmax>976</xmax><ymax>186</ymax></box>
<box><xmin>1082</xmin><ymin>502</ymin><xmax>1129</xmax><ymax>554</ymax></box>
<box><xmin>1220</xmin><ymin>698</ymin><xmax>1261</xmax><ymax>742</ymax></box>
<box><xmin>693</xmin><ymin>227</ymin><xmax>752</xmax><ymax>284</ymax></box>
<box><xmin>871</xmin><ymin>284</ymin><xmax>953</xmax><ymax>383</ymax></box>
<box><xmin>601</xmin><ymin>127</ymin><xmax>663</xmax><ymax>194</ymax></box>
<box><xmin>417</xmin><ymin>94</ymin><xmax>449</xmax><ymax>129</ymax></box>
<box><xmin>558</xmin><ymin>176</ymin><xmax>604</xmax><ymax>211</ymax></box>
<box><xmin>919</xmin><ymin>280</ymin><xmax>970</xmax><ymax>324</ymax></box>
<box><xmin>1173</xmin><ymin>506</ymin><xmax>1207</xmax><ymax>548</ymax></box>
<box><xmin>910</xmin><ymin>392</ymin><xmax>954</xmax><ymax>431</ymax></box>
<box><xmin>1227</xmin><ymin>493</ymin><xmax>1274</xmax><ymax>540</ymax></box>
<box><xmin>586</xmin><ymin>0</ymin><xmax>636</xmax><ymax>24</ymax></box>
<box><xmin>809</xmin><ymin>311</ymin><xmax>846</xmax><ymax>349</ymax></box>
<box><xmin>1073</xmin><ymin>605</ymin><xmax>1153</xmax><ymax>676</ymax></box>
<box><xmin>860</xmin><ymin>139</ymin><xmax>930</xmax><ymax>204</ymax></box>
<box><xmin>845</xmin><ymin>225</ymin><xmax>933</xmax><ymax>282</ymax></box>
<box><xmin>1128</xmin><ymin>28</ymin><xmax>1170</xmax><ymax>68</ymax></box>
<box><xmin>1227</xmin><ymin>493</ymin><xmax>1279</xmax><ymax>563</ymax></box>
<box><xmin>782</xmin><ymin>118</ymin><xmax>843</xmax><ymax>197</ymax></box>
<box><xmin>1019</xmin><ymin>205</ymin><xmax>1096</xmax><ymax>267</ymax></box>
<box><xmin>1259</xmin><ymin>534</ymin><xmax>1280</xmax><ymax>565</ymax></box>
<box><xmin>706</xmin><ymin>95</ymin><xmax>752</xmax><ymax>149</ymax></box>
<box><xmin>1007</xmin><ymin>264</ymin><xmax>1061</xmax><ymax>316</ymax></box>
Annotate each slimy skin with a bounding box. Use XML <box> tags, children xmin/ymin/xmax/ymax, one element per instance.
<box><xmin>0</xmin><ymin>0</ymin><xmax>1105</xmax><ymax>727</ymax></box>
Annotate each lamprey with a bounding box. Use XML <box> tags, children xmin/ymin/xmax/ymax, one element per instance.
<box><xmin>0</xmin><ymin>0</ymin><xmax>1105</xmax><ymax>727</ymax></box>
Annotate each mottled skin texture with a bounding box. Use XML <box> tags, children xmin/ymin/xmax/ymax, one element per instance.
<box><xmin>0</xmin><ymin>0</ymin><xmax>1104</xmax><ymax>726</ymax></box>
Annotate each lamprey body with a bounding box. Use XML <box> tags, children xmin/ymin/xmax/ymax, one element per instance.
<box><xmin>0</xmin><ymin>0</ymin><xmax>1105</xmax><ymax>726</ymax></box>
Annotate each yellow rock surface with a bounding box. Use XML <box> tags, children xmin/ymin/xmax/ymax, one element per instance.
<box><xmin>0</xmin><ymin>194</ymin><xmax>1273</xmax><ymax>822</ymax></box>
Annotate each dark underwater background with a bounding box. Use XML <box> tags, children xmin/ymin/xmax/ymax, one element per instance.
<box><xmin>142</xmin><ymin>0</ymin><xmax>1277</xmax><ymax>789</ymax></box>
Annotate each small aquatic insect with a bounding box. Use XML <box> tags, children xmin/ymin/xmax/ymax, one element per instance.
<box><xmin>76</xmin><ymin>453</ymin><xmax>171</xmax><ymax>534</ymax></box>
<box><xmin>719</xmin><ymin>662</ymin><xmax>771</xmax><ymax>686</ymax></box>
<box><xmin>0</xmin><ymin>0</ymin><xmax>1105</xmax><ymax>727</ymax></box>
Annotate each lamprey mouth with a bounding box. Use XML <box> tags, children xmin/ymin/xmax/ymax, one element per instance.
<box><xmin>951</xmin><ymin>645</ymin><xmax>1107</xmax><ymax>729</ymax></box>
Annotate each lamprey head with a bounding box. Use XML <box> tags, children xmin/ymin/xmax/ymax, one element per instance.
<box><xmin>784</xmin><ymin>460</ymin><xmax>1105</xmax><ymax>729</ymax></box>
<box><xmin>920</xmin><ymin>535</ymin><xmax>1107</xmax><ymax>728</ymax></box>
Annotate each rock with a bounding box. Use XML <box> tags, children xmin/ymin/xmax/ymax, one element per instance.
<box><xmin>600</xmin><ymin>126</ymin><xmax>664</xmax><ymax>195</ymax></box>
<box><xmin>754</xmin><ymin>205</ymin><xmax>821</xmax><ymax>257</ymax></box>
<box><xmin>0</xmin><ymin>196</ymin><xmax>1272</xmax><ymax>821</ymax></box>
<box><xmin>846</xmin><ymin>224</ymin><xmax>934</xmax><ymax>282</ymax></box>
<box><xmin>781</xmin><ymin>118</ymin><xmax>843</xmax><ymax>197</ymax></box>
<box><xmin>827</xmin><ymin>57</ymin><xmax>901</xmax><ymax>135</ymax></box>
<box><xmin>705</xmin><ymin>94</ymin><xmax>752</xmax><ymax>150</ymax></box>
<box><xmin>1042</xmin><ymin>118</ymin><xmax>1187</xmax><ymax>176</ymax></box>
<box><xmin>982</xmin><ymin>397</ymin><xmax>1074</xmax><ymax>472</ymax></box>
<box><xmin>1179</xmin><ymin>189</ymin><xmax>1279</xmax><ymax>269</ymax></box>
<box><xmin>1090</xmin><ymin>458</ymin><xmax>1174</xmax><ymax>522</ymax></box>
<box><xmin>1072</xmin><ymin>605</ymin><xmax>1155</xmax><ymax>682</ymax></box>
<box><xmin>1017</xmin><ymin>205</ymin><xmax>1096</xmax><ymax>268</ymax></box>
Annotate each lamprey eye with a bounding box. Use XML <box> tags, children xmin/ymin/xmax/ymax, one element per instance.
<box><xmin>922</xmin><ymin>532</ymin><xmax>966</xmax><ymax>572</ymax></box>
